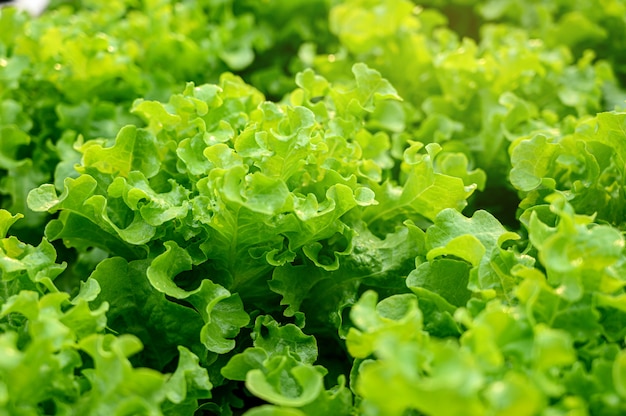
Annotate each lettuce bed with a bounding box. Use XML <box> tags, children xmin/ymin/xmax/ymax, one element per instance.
<box><xmin>2</xmin><ymin>0</ymin><xmax>626</xmax><ymax>415</ymax></box>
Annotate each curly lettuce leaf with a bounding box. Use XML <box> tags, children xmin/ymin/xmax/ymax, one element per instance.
<box><xmin>410</xmin><ymin>208</ymin><xmax>528</xmax><ymax>301</ymax></box>
<box><xmin>146</xmin><ymin>241</ymin><xmax>250</xmax><ymax>354</ymax></box>
<box><xmin>222</xmin><ymin>315</ymin><xmax>352</xmax><ymax>414</ymax></box>
<box><xmin>270</xmin><ymin>220</ymin><xmax>424</xmax><ymax>331</ymax></box>
<box><xmin>363</xmin><ymin>142</ymin><xmax>480</xmax><ymax>232</ymax></box>
<box><xmin>510</xmin><ymin>111</ymin><xmax>626</xmax><ymax>226</ymax></box>
<box><xmin>88</xmin><ymin>256</ymin><xmax>205</xmax><ymax>368</ymax></box>
<box><xmin>346</xmin><ymin>289</ymin><xmax>601</xmax><ymax>415</ymax></box>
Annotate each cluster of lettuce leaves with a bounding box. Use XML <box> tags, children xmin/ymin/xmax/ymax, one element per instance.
<box><xmin>2</xmin><ymin>0</ymin><xmax>626</xmax><ymax>414</ymax></box>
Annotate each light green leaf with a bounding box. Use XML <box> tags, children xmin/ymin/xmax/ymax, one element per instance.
<box><xmin>509</xmin><ymin>134</ymin><xmax>560</xmax><ymax>192</ymax></box>
<box><xmin>352</xmin><ymin>63</ymin><xmax>402</xmax><ymax>111</ymax></box>
<box><xmin>0</xmin><ymin>210</ymin><xmax>22</xmax><ymax>238</ymax></box>
<box><xmin>408</xmin><ymin>258</ymin><xmax>472</xmax><ymax>308</ymax></box>
<box><xmin>146</xmin><ymin>241</ymin><xmax>193</xmax><ymax>299</ymax></box>
<box><xmin>221</xmin><ymin>347</ymin><xmax>268</xmax><ymax>382</ymax></box>
<box><xmin>532</xmin><ymin>324</ymin><xmax>576</xmax><ymax>371</ymax></box>
<box><xmin>483</xmin><ymin>372</ymin><xmax>544</xmax><ymax>415</ymax></box>
<box><xmin>252</xmin><ymin>316</ymin><xmax>318</xmax><ymax>365</ymax></box>
<box><xmin>164</xmin><ymin>346</ymin><xmax>212</xmax><ymax>405</ymax></box>
<box><xmin>614</xmin><ymin>350</ymin><xmax>626</xmax><ymax>399</ymax></box>
<box><xmin>146</xmin><ymin>241</ymin><xmax>249</xmax><ymax>353</ymax></box>
<box><xmin>246</xmin><ymin>362</ymin><xmax>324</xmax><ymax>407</ymax></box>
<box><xmin>244</xmin><ymin>405</ymin><xmax>305</xmax><ymax>416</ymax></box>
<box><xmin>364</xmin><ymin>142</ymin><xmax>478</xmax><ymax>226</ymax></box>
<box><xmin>346</xmin><ymin>291</ymin><xmax>424</xmax><ymax>359</ymax></box>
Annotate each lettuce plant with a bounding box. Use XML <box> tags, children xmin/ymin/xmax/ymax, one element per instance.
<box><xmin>2</xmin><ymin>0</ymin><xmax>626</xmax><ymax>415</ymax></box>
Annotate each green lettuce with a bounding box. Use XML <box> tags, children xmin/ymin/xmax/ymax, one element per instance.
<box><xmin>510</xmin><ymin>111</ymin><xmax>626</xmax><ymax>226</ymax></box>
<box><xmin>24</xmin><ymin>62</ymin><xmax>485</xmax><ymax>413</ymax></box>
<box><xmin>2</xmin><ymin>0</ymin><xmax>626</xmax><ymax>414</ymax></box>
<box><xmin>0</xmin><ymin>210</ymin><xmax>212</xmax><ymax>415</ymax></box>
